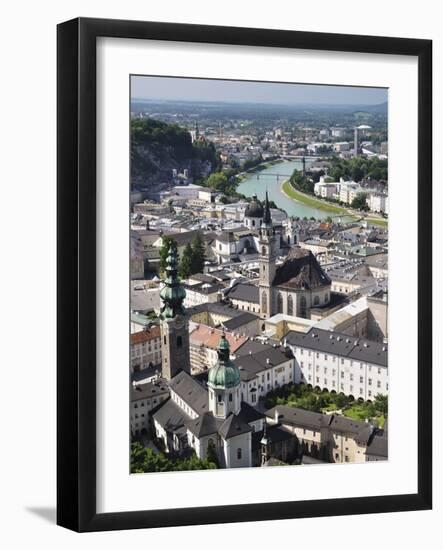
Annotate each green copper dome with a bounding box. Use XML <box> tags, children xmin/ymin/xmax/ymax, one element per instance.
<box><xmin>208</xmin><ymin>333</ymin><xmax>241</xmax><ymax>389</ymax></box>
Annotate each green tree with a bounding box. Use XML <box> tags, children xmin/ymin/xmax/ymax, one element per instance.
<box><xmin>206</xmin><ymin>439</ymin><xmax>219</xmax><ymax>468</ymax></box>
<box><xmin>179</xmin><ymin>242</ymin><xmax>193</xmax><ymax>279</ymax></box>
<box><xmin>351</xmin><ymin>192</ymin><xmax>369</xmax><ymax>211</ymax></box>
<box><xmin>159</xmin><ymin>236</ymin><xmax>177</xmax><ymax>275</ymax></box>
<box><xmin>190</xmin><ymin>233</ymin><xmax>205</xmax><ymax>275</ymax></box>
<box><xmin>205</xmin><ymin>172</ymin><xmax>229</xmax><ymax>191</ymax></box>
<box><xmin>374</xmin><ymin>394</ymin><xmax>388</xmax><ymax>416</ymax></box>
<box><xmin>130</xmin><ymin>443</ymin><xmax>217</xmax><ymax>473</ymax></box>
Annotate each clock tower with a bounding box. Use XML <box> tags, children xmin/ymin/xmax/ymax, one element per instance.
<box><xmin>159</xmin><ymin>244</ymin><xmax>190</xmax><ymax>380</ymax></box>
<box><xmin>259</xmin><ymin>191</ymin><xmax>277</xmax><ymax>320</ymax></box>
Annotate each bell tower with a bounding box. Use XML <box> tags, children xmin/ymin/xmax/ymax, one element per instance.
<box><xmin>259</xmin><ymin>191</ymin><xmax>277</xmax><ymax>320</ymax></box>
<box><xmin>159</xmin><ymin>243</ymin><xmax>190</xmax><ymax>380</ymax></box>
<box><xmin>207</xmin><ymin>333</ymin><xmax>241</xmax><ymax>419</ymax></box>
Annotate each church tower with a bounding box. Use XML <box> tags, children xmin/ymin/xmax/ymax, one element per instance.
<box><xmin>159</xmin><ymin>244</ymin><xmax>190</xmax><ymax>380</ymax></box>
<box><xmin>207</xmin><ymin>333</ymin><xmax>241</xmax><ymax>419</ymax></box>
<box><xmin>259</xmin><ymin>191</ymin><xmax>277</xmax><ymax>320</ymax></box>
<box><xmin>260</xmin><ymin>422</ymin><xmax>272</xmax><ymax>466</ymax></box>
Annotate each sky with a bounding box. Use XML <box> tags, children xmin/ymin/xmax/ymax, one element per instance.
<box><xmin>131</xmin><ymin>75</ymin><xmax>387</xmax><ymax>106</ymax></box>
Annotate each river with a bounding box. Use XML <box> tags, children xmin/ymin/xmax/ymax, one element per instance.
<box><xmin>237</xmin><ymin>159</ymin><xmax>330</xmax><ymax>220</ymax></box>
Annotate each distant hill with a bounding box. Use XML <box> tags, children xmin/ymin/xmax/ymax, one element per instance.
<box><xmin>131</xmin><ymin>118</ymin><xmax>219</xmax><ymax>187</ymax></box>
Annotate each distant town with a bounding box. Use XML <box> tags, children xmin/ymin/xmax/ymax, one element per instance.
<box><xmin>129</xmin><ymin>89</ymin><xmax>388</xmax><ymax>473</ymax></box>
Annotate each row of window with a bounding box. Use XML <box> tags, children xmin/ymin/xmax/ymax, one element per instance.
<box><xmin>307</xmin><ymin>375</ymin><xmax>387</xmax><ymax>395</ymax></box>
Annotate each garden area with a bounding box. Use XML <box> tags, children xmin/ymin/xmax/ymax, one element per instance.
<box><xmin>264</xmin><ymin>384</ymin><xmax>387</xmax><ymax>428</ymax></box>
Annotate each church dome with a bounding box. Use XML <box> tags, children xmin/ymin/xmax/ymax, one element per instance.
<box><xmin>208</xmin><ymin>333</ymin><xmax>241</xmax><ymax>389</ymax></box>
<box><xmin>245</xmin><ymin>194</ymin><xmax>264</xmax><ymax>218</ymax></box>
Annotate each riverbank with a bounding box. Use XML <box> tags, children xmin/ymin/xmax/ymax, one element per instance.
<box><xmin>281</xmin><ymin>179</ymin><xmax>350</xmax><ymax>217</ymax></box>
<box><xmin>281</xmin><ymin>179</ymin><xmax>388</xmax><ymax>228</ymax></box>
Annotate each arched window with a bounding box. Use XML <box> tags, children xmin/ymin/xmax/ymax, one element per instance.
<box><xmin>313</xmin><ymin>295</ymin><xmax>320</xmax><ymax>306</ymax></box>
<box><xmin>261</xmin><ymin>291</ymin><xmax>267</xmax><ymax>315</ymax></box>
<box><xmin>237</xmin><ymin>448</ymin><xmax>242</xmax><ymax>460</ymax></box>
<box><xmin>287</xmin><ymin>294</ymin><xmax>293</xmax><ymax>316</ymax></box>
<box><xmin>177</xmin><ymin>335</ymin><xmax>183</xmax><ymax>347</ymax></box>
<box><xmin>300</xmin><ymin>295</ymin><xmax>307</xmax><ymax>318</ymax></box>
<box><xmin>324</xmin><ymin>293</ymin><xmax>329</xmax><ymax>303</ymax></box>
<box><xmin>262</xmin><ymin>246</ymin><xmax>267</xmax><ymax>256</ymax></box>
<box><xmin>287</xmin><ymin>235</ymin><xmax>290</xmax><ymax>244</ymax></box>
<box><xmin>163</xmin><ymin>335</ymin><xmax>166</xmax><ymax>345</ymax></box>
<box><xmin>277</xmin><ymin>292</ymin><xmax>283</xmax><ymax>314</ymax></box>
<box><xmin>252</xmin><ymin>219</ymin><xmax>255</xmax><ymax>227</ymax></box>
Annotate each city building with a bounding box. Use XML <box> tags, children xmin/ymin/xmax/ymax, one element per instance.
<box><xmin>285</xmin><ymin>327</ymin><xmax>388</xmax><ymax>400</ymax></box>
<box><xmin>130</xmin><ymin>325</ymin><xmax>162</xmax><ymax>373</ymax></box>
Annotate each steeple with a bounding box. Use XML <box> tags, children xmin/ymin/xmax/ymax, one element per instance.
<box><xmin>159</xmin><ymin>244</ymin><xmax>186</xmax><ymax>319</ymax></box>
<box><xmin>260</xmin><ymin>422</ymin><xmax>271</xmax><ymax>465</ymax></box>
<box><xmin>208</xmin><ymin>332</ymin><xmax>241</xmax><ymax>418</ymax></box>
<box><xmin>159</xmin><ymin>242</ymin><xmax>190</xmax><ymax>380</ymax></box>
<box><xmin>259</xmin><ymin>191</ymin><xmax>277</xmax><ymax>319</ymax></box>
<box><xmin>263</xmin><ymin>190</ymin><xmax>272</xmax><ymax>226</ymax></box>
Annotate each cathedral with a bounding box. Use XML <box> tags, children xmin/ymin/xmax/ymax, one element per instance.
<box><xmin>227</xmin><ymin>192</ymin><xmax>332</xmax><ymax>320</ymax></box>
<box><xmin>258</xmin><ymin>198</ymin><xmax>332</xmax><ymax>319</ymax></box>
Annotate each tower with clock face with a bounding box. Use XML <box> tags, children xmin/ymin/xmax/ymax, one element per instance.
<box><xmin>159</xmin><ymin>244</ymin><xmax>190</xmax><ymax>380</ymax></box>
<box><xmin>258</xmin><ymin>191</ymin><xmax>277</xmax><ymax>320</ymax></box>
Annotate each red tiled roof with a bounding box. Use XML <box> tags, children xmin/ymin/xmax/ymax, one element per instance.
<box><xmin>131</xmin><ymin>326</ymin><xmax>161</xmax><ymax>345</ymax></box>
<box><xmin>190</xmin><ymin>325</ymin><xmax>247</xmax><ymax>352</ymax></box>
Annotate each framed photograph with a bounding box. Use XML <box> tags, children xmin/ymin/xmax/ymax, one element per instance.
<box><xmin>57</xmin><ymin>17</ymin><xmax>432</xmax><ymax>532</ymax></box>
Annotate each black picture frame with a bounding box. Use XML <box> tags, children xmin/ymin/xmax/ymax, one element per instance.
<box><xmin>57</xmin><ymin>17</ymin><xmax>432</xmax><ymax>532</ymax></box>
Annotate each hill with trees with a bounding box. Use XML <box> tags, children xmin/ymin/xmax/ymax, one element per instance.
<box><xmin>131</xmin><ymin>118</ymin><xmax>220</xmax><ymax>187</ymax></box>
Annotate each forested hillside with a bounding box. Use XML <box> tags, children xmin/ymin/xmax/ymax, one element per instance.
<box><xmin>131</xmin><ymin>118</ymin><xmax>219</xmax><ymax>187</ymax></box>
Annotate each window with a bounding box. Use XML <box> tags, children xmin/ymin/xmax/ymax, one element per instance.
<box><xmin>341</xmin><ymin>371</ymin><xmax>344</xmax><ymax>379</ymax></box>
<box><xmin>261</xmin><ymin>291</ymin><xmax>267</xmax><ymax>315</ymax></box>
<box><xmin>217</xmin><ymin>394</ymin><xmax>222</xmax><ymax>402</ymax></box>
<box><xmin>324</xmin><ymin>354</ymin><xmax>328</xmax><ymax>360</ymax></box>
<box><xmin>314</xmin><ymin>295</ymin><xmax>320</xmax><ymax>306</ymax></box>
<box><xmin>177</xmin><ymin>335</ymin><xmax>183</xmax><ymax>348</ymax></box>
<box><xmin>229</xmin><ymin>393</ymin><xmax>233</xmax><ymax>402</ymax></box>
<box><xmin>377</xmin><ymin>381</ymin><xmax>381</xmax><ymax>388</ymax></box>
<box><xmin>277</xmin><ymin>292</ymin><xmax>283</xmax><ymax>314</ymax></box>
<box><xmin>368</xmin><ymin>378</ymin><xmax>372</xmax><ymax>386</ymax></box>
<box><xmin>237</xmin><ymin>448</ymin><xmax>242</xmax><ymax>460</ymax></box>
<box><xmin>287</xmin><ymin>294</ymin><xmax>293</xmax><ymax>316</ymax></box>
<box><xmin>360</xmin><ymin>376</ymin><xmax>364</xmax><ymax>383</ymax></box>
<box><xmin>345</xmin><ymin>455</ymin><xmax>350</xmax><ymax>462</ymax></box>
<box><xmin>300</xmin><ymin>296</ymin><xmax>307</xmax><ymax>318</ymax></box>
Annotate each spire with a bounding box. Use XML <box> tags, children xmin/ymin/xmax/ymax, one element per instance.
<box><xmin>217</xmin><ymin>330</ymin><xmax>230</xmax><ymax>363</ymax></box>
<box><xmin>159</xmin><ymin>243</ymin><xmax>186</xmax><ymax>319</ymax></box>
<box><xmin>263</xmin><ymin>190</ymin><xmax>272</xmax><ymax>226</ymax></box>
